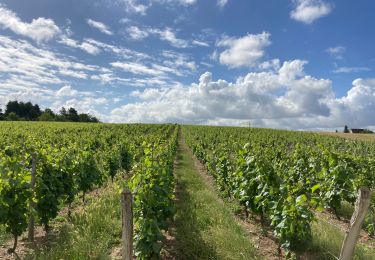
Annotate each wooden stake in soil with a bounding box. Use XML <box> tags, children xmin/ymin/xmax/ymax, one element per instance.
<box><xmin>28</xmin><ymin>153</ymin><xmax>37</xmax><ymax>242</ymax></box>
<box><xmin>339</xmin><ymin>187</ymin><xmax>371</xmax><ymax>260</ymax></box>
<box><xmin>121</xmin><ymin>188</ymin><xmax>133</xmax><ymax>260</ymax></box>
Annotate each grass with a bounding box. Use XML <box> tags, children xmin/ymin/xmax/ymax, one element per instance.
<box><xmin>26</xmin><ymin>183</ymin><xmax>122</xmax><ymax>259</ymax></box>
<box><xmin>308</xmin><ymin>218</ymin><xmax>375</xmax><ymax>259</ymax></box>
<box><xmin>171</xmin><ymin>138</ymin><xmax>258</xmax><ymax>260</ymax></box>
<box><xmin>0</xmin><ymin>224</ymin><xmax>11</xmax><ymax>245</ymax></box>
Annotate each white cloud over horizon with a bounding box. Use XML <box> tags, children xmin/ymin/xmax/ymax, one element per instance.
<box><xmin>109</xmin><ymin>60</ymin><xmax>375</xmax><ymax>130</ymax></box>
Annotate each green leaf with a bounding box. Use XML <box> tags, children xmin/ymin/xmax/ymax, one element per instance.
<box><xmin>311</xmin><ymin>184</ymin><xmax>320</xmax><ymax>193</ymax></box>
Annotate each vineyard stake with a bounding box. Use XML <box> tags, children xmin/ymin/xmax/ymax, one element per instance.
<box><xmin>28</xmin><ymin>153</ymin><xmax>37</xmax><ymax>242</ymax></box>
<box><xmin>122</xmin><ymin>188</ymin><xmax>133</xmax><ymax>260</ymax></box>
<box><xmin>339</xmin><ymin>187</ymin><xmax>371</xmax><ymax>260</ymax></box>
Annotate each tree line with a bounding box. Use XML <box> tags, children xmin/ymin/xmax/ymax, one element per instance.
<box><xmin>0</xmin><ymin>101</ymin><xmax>99</xmax><ymax>123</ymax></box>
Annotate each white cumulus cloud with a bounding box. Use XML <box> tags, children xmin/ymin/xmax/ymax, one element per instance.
<box><xmin>109</xmin><ymin>63</ymin><xmax>375</xmax><ymax>130</ymax></box>
<box><xmin>290</xmin><ymin>0</ymin><xmax>332</xmax><ymax>24</ymax></box>
<box><xmin>0</xmin><ymin>5</ymin><xmax>61</xmax><ymax>43</ymax></box>
<box><xmin>217</xmin><ymin>32</ymin><xmax>271</xmax><ymax>68</ymax></box>
<box><xmin>110</xmin><ymin>60</ymin><xmax>334</xmax><ymax>125</ymax></box>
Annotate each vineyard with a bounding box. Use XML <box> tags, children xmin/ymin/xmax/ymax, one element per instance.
<box><xmin>0</xmin><ymin>122</ymin><xmax>375</xmax><ymax>259</ymax></box>
<box><xmin>182</xmin><ymin>125</ymin><xmax>375</xmax><ymax>257</ymax></box>
<box><xmin>0</xmin><ymin>122</ymin><xmax>178</xmax><ymax>259</ymax></box>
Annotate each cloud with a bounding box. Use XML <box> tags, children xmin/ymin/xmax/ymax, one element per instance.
<box><xmin>258</xmin><ymin>59</ymin><xmax>281</xmax><ymax>71</ymax></box>
<box><xmin>326</xmin><ymin>46</ymin><xmax>345</xmax><ymax>59</ymax></box>
<box><xmin>217</xmin><ymin>32</ymin><xmax>271</xmax><ymax>68</ymax></box>
<box><xmin>49</xmin><ymin>95</ymin><xmax>108</xmax><ymax>120</ymax></box>
<box><xmin>256</xmin><ymin>78</ymin><xmax>375</xmax><ymax>130</ymax></box>
<box><xmin>150</xmin><ymin>27</ymin><xmax>189</xmax><ymax>48</ymax></box>
<box><xmin>59</xmin><ymin>69</ymin><xmax>88</xmax><ymax>79</ymax></box>
<box><xmin>56</xmin><ymin>85</ymin><xmax>79</xmax><ymax>97</ymax></box>
<box><xmin>333</xmin><ymin>67</ymin><xmax>370</xmax><ymax>74</ymax></box>
<box><xmin>217</xmin><ymin>0</ymin><xmax>229</xmax><ymax>8</ymax></box>
<box><xmin>290</xmin><ymin>0</ymin><xmax>333</xmax><ymax>24</ymax></box>
<box><xmin>0</xmin><ymin>5</ymin><xmax>61</xmax><ymax>43</ymax></box>
<box><xmin>59</xmin><ymin>37</ymin><xmax>101</xmax><ymax>55</ymax></box>
<box><xmin>111</xmin><ymin>0</ymin><xmax>149</xmax><ymax>15</ymax></box>
<box><xmin>192</xmin><ymin>40</ymin><xmax>210</xmax><ymax>47</ymax></box>
<box><xmin>84</xmin><ymin>38</ymin><xmax>150</xmax><ymax>59</ymax></box>
<box><xmin>111</xmin><ymin>61</ymin><xmax>164</xmax><ymax>76</ymax></box>
<box><xmin>110</xmin><ymin>54</ymin><xmax>195</xmax><ymax>78</ymax></box>
<box><xmin>153</xmin><ymin>0</ymin><xmax>196</xmax><ymax>6</ymax></box>
<box><xmin>59</xmin><ymin>37</ymin><xmax>150</xmax><ymax>59</ymax></box>
<box><xmin>0</xmin><ymin>35</ymin><xmax>112</xmax><ymax>99</ymax></box>
<box><xmin>178</xmin><ymin>0</ymin><xmax>196</xmax><ymax>5</ymax></box>
<box><xmin>109</xmin><ymin>61</ymin><xmax>375</xmax><ymax>130</ymax></box>
<box><xmin>161</xmin><ymin>51</ymin><xmax>197</xmax><ymax>72</ymax></box>
<box><xmin>123</xmin><ymin>25</ymin><xmax>191</xmax><ymax>48</ymax></box>
<box><xmin>0</xmin><ymin>80</ymin><xmax>104</xmax><ymax>119</ymax></box>
<box><xmin>110</xmin><ymin>60</ymin><xmax>333</xmax><ymax>124</ymax></box>
<box><xmin>126</xmin><ymin>25</ymin><xmax>149</xmax><ymax>40</ymax></box>
<box><xmin>87</xmin><ymin>19</ymin><xmax>113</xmax><ymax>35</ymax></box>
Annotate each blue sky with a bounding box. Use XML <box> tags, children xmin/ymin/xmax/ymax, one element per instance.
<box><xmin>0</xmin><ymin>0</ymin><xmax>374</xmax><ymax>130</ymax></box>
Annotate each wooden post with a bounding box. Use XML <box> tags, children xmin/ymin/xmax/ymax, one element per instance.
<box><xmin>28</xmin><ymin>153</ymin><xmax>37</xmax><ymax>242</ymax></box>
<box><xmin>339</xmin><ymin>187</ymin><xmax>371</xmax><ymax>260</ymax></box>
<box><xmin>122</xmin><ymin>188</ymin><xmax>133</xmax><ymax>260</ymax></box>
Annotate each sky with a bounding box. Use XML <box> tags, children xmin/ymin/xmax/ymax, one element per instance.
<box><xmin>0</xmin><ymin>0</ymin><xmax>374</xmax><ymax>130</ymax></box>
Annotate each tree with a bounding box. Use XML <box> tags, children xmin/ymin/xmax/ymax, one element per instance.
<box><xmin>28</xmin><ymin>104</ymin><xmax>41</xmax><ymax>120</ymax></box>
<box><xmin>0</xmin><ymin>108</ymin><xmax>4</xmax><ymax>121</ymax></box>
<box><xmin>5</xmin><ymin>101</ymin><xmax>41</xmax><ymax>120</ymax></box>
<box><xmin>79</xmin><ymin>113</ymin><xmax>99</xmax><ymax>123</ymax></box>
<box><xmin>5</xmin><ymin>101</ymin><xmax>20</xmax><ymax>116</ymax></box>
<box><xmin>39</xmin><ymin>109</ymin><xmax>55</xmax><ymax>121</ymax></box>
<box><xmin>6</xmin><ymin>112</ymin><xmax>20</xmax><ymax>121</ymax></box>
<box><xmin>67</xmin><ymin>108</ymin><xmax>80</xmax><ymax>122</ymax></box>
<box><xmin>89</xmin><ymin>115</ymin><xmax>99</xmax><ymax>123</ymax></box>
<box><xmin>344</xmin><ymin>125</ymin><xmax>350</xmax><ymax>133</ymax></box>
<box><xmin>363</xmin><ymin>129</ymin><xmax>374</xmax><ymax>134</ymax></box>
<box><xmin>79</xmin><ymin>113</ymin><xmax>90</xmax><ymax>122</ymax></box>
<box><xmin>2</xmin><ymin>101</ymin><xmax>100</xmax><ymax>123</ymax></box>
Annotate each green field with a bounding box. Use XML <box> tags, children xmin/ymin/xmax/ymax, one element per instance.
<box><xmin>1</xmin><ymin>122</ymin><xmax>375</xmax><ymax>259</ymax></box>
